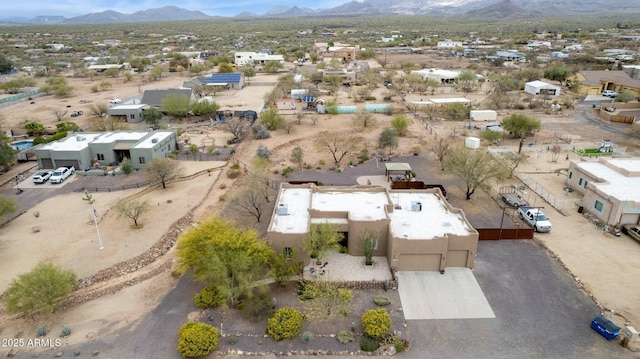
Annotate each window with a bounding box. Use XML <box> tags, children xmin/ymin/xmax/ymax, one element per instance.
<box><xmin>139</xmin><ymin>157</ymin><xmax>146</xmax><ymax>164</ymax></box>
<box><xmin>594</xmin><ymin>200</ymin><xmax>604</xmax><ymax>212</ymax></box>
<box><xmin>568</xmin><ymin>171</ymin><xmax>572</xmax><ymax>179</ymax></box>
<box><xmin>129</xmin><ymin>114</ymin><xmax>135</xmax><ymax>120</ymax></box>
<box><xmin>578</xmin><ymin>178</ymin><xmax>583</xmax><ymax>186</ymax></box>
<box><xmin>96</xmin><ymin>154</ymin><xmax>104</xmax><ymax>161</ymax></box>
<box><xmin>283</xmin><ymin>247</ymin><xmax>292</xmax><ymax>259</ymax></box>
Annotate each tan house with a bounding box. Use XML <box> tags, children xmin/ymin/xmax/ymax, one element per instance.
<box><xmin>570</xmin><ymin>70</ymin><xmax>640</xmax><ymax>97</ymax></box>
<box><xmin>566</xmin><ymin>158</ymin><xmax>640</xmax><ymax>226</ymax></box>
<box><xmin>267</xmin><ymin>183</ymin><xmax>478</xmax><ymax>272</ymax></box>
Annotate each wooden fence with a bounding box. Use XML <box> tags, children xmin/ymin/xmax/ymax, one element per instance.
<box><xmin>478</xmin><ymin>227</ymin><xmax>534</xmax><ymax>240</ymax></box>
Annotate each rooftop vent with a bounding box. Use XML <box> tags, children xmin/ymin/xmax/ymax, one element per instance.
<box><xmin>151</xmin><ymin>138</ymin><xmax>158</xmax><ymax>143</ymax></box>
<box><xmin>411</xmin><ymin>201</ymin><xmax>422</xmax><ymax>212</ymax></box>
<box><xmin>75</xmin><ymin>135</ymin><xmax>86</xmax><ymax>141</ymax></box>
<box><xmin>277</xmin><ymin>204</ymin><xmax>289</xmax><ymax>216</ymax></box>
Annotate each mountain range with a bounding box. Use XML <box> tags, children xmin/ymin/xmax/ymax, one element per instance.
<box><xmin>0</xmin><ymin>0</ymin><xmax>636</xmax><ymax>25</ymax></box>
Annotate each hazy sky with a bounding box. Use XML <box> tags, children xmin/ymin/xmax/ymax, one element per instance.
<box><xmin>3</xmin><ymin>0</ymin><xmax>349</xmax><ymax>18</ymax></box>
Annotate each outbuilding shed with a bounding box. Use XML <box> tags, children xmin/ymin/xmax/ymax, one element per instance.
<box><xmin>524</xmin><ymin>80</ymin><xmax>561</xmax><ymax>97</ymax></box>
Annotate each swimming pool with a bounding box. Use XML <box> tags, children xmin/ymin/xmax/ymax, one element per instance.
<box><xmin>11</xmin><ymin>140</ymin><xmax>33</xmax><ymax>150</ymax></box>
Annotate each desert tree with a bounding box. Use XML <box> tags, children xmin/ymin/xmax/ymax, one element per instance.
<box><xmin>290</xmin><ymin>146</ymin><xmax>304</xmax><ymax>170</ymax></box>
<box><xmin>188</xmin><ymin>144</ymin><xmax>199</xmax><ymax>160</ymax></box>
<box><xmin>501</xmin><ymin>113</ymin><xmax>541</xmax><ymax>153</ymax></box>
<box><xmin>479</xmin><ymin>129</ymin><xmax>502</xmax><ymax>145</ymax></box>
<box><xmin>441</xmin><ymin>102</ymin><xmax>469</xmax><ymax>121</ymax></box>
<box><xmin>52</xmin><ymin>109</ymin><xmax>68</xmax><ymax>122</ymax></box>
<box><xmin>223</xmin><ymin>118</ymin><xmax>249</xmax><ymax>143</ymax></box>
<box><xmin>378</xmin><ymin>127</ymin><xmax>399</xmax><ymax>156</ymax></box>
<box><xmin>457</xmin><ymin>71</ymin><xmax>478</xmax><ymax>95</ymax></box>
<box><xmin>445</xmin><ymin>146</ymin><xmax>508</xmax><ymax>200</ymax></box>
<box><xmin>263</xmin><ymin>60</ymin><xmax>284</xmax><ymax>73</ymax></box>
<box><xmin>259</xmin><ymin>108</ymin><xmax>285</xmax><ymax>131</ymax></box>
<box><xmin>430</xmin><ymin>137</ymin><xmax>453</xmax><ymax>171</ymax></box>
<box><xmin>501</xmin><ymin>152</ymin><xmax>528</xmax><ymax>178</ymax></box>
<box><xmin>354</xmin><ymin>111</ymin><xmax>376</xmax><ymax>128</ymax></box>
<box><xmin>301</xmin><ymin>221</ymin><xmax>343</xmax><ymax>262</ymax></box>
<box><xmin>175</xmin><ymin>217</ymin><xmax>274</xmax><ymax>307</ymax></box>
<box><xmin>145</xmin><ymin>158</ymin><xmax>183</xmax><ymax>189</ymax></box>
<box><xmin>90</xmin><ymin>115</ymin><xmax>128</xmax><ymax>131</ymax></box>
<box><xmin>0</xmin><ymin>133</ymin><xmax>17</xmax><ymax>170</ymax></box>
<box><xmin>148</xmin><ymin>67</ymin><xmax>164</xmax><ymax>81</ymax></box>
<box><xmin>550</xmin><ymin>145</ymin><xmax>562</xmax><ymax>162</ymax></box>
<box><xmin>390</xmin><ymin>114</ymin><xmax>410</xmax><ymax>136</ymax></box>
<box><xmin>269</xmin><ymin>248</ymin><xmax>302</xmax><ymax>287</ymax></box>
<box><xmin>316</xmin><ymin>133</ymin><xmax>358</xmax><ymax>166</ymax></box>
<box><xmin>24</xmin><ymin>121</ymin><xmax>46</xmax><ymax>137</ymax></box>
<box><xmin>543</xmin><ymin>64</ymin><xmax>572</xmax><ymax>85</ymax></box>
<box><xmin>89</xmin><ymin>103</ymin><xmax>110</xmax><ymax>118</ymax></box>
<box><xmin>616</xmin><ymin>90</ymin><xmax>636</xmax><ymax>103</ymax></box>
<box><xmin>161</xmin><ymin>94</ymin><xmax>192</xmax><ymax>119</ymax></box>
<box><xmin>114</xmin><ymin>198</ymin><xmax>151</xmax><ymax>228</ymax></box>
<box><xmin>191</xmin><ymin>100</ymin><xmax>220</xmax><ymax>116</ymax></box>
<box><xmin>3</xmin><ymin>261</ymin><xmax>76</xmax><ymax>316</ymax></box>
<box><xmin>143</xmin><ymin>107</ymin><xmax>163</xmax><ymax>126</ymax></box>
<box><xmin>225</xmin><ymin>164</ymin><xmax>274</xmax><ymax>223</ymax></box>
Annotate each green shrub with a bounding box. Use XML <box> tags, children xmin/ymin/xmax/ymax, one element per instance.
<box><xmin>177</xmin><ymin>322</ymin><xmax>219</xmax><ymax>358</ymax></box>
<box><xmin>227</xmin><ymin>167</ymin><xmax>241</xmax><ymax>179</ymax></box>
<box><xmin>238</xmin><ymin>294</ymin><xmax>274</xmax><ymax>322</ymax></box>
<box><xmin>373</xmin><ymin>296</ymin><xmax>391</xmax><ymax>306</ymax></box>
<box><xmin>337</xmin><ymin>330</ymin><xmax>355</xmax><ymax>344</ymax></box>
<box><xmin>360</xmin><ymin>335</ymin><xmax>380</xmax><ymax>352</ymax></box>
<box><xmin>297</xmin><ymin>280</ymin><xmax>315</xmax><ymax>300</ymax></box>
<box><xmin>338</xmin><ymin>288</ymin><xmax>353</xmax><ymax>302</ymax></box>
<box><xmin>194</xmin><ymin>284</ymin><xmax>227</xmax><ymax>309</ymax></box>
<box><xmin>120</xmin><ymin>158</ymin><xmax>133</xmax><ymax>175</ymax></box>
<box><xmin>282</xmin><ymin>166</ymin><xmax>293</xmax><ymax>177</ymax></box>
<box><xmin>361</xmin><ymin>308</ymin><xmax>392</xmax><ymax>338</ymax></box>
<box><xmin>267</xmin><ymin>307</ymin><xmax>304</xmax><ymax>341</ymax></box>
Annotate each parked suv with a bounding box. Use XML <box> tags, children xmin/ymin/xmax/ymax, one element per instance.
<box><xmin>49</xmin><ymin>166</ymin><xmax>75</xmax><ymax>184</ymax></box>
<box><xmin>602</xmin><ymin>90</ymin><xmax>618</xmax><ymax>98</ymax></box>
<box><xmin>32</xmin><ymin>170</ymin><xmax>52</xmax><ymax>184</ymax></box>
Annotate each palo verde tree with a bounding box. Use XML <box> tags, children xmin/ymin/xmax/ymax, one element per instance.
<box><xmin>301</xmin><ymin>221</ymin><xmax>343</xmax><ymax>262</ymax></box>
<box><xmin>145</xmin><ymin>158</ymin><xmax>183</xmax><ymax>189</ymax></box>
<box><xmin>445</xmin><ymin>146</ymin><xmax>508</xmax><ymax>200</ymax></box>
<box><xmin>161</xmin><ymin>94</ymin><xmax>192</xmax><ymax>119</ymax></box>
<box><xmin>501</xmin><ymin>113</ymin><xmax>541</xmax><ymax>153</ymax></box>
<box><xmin>3</xmin><ymin>261</ymin><xmax>77</xmax><ymax>317</ymax></box>
<box><xmin>114</xmin><ymin>198</ymin><xmax>151</xmax><ymax>228</ymax></box>
<box><xmin>143</xmin><ymin>107</ymin><xmax>163</xmax><ymax>126</ymax></box>
<box><xmin>175</xmin><ymin>217</ymin><xmax>274</xmax><ymax>307</ymax></box>
<box><xmin>378</xmin><ymin>127</ymin><xmax>399</xmax><ymax>157</ymax></box>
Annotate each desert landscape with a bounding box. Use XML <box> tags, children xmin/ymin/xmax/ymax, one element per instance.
<box><xmin>0</xmin><ymin>60</ymin><xmax>639</xmax><ymax>357</ymax></box>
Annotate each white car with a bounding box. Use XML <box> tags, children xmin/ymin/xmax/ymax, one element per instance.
<box><xmin>32</xmin><ymin>170</ymin><xmax>52</xmax><ymax>184</ymax></box>
<box><xmin>110</xmin><ymin>98</ymin><xmax>122</xmax><ymax>104</ymax></box>
<box><xmin>602</xmin><ymin>90</ymin><xmax>618</xmax><ymax>98</ymax></box>
<box><xmin>49</xmin><ymin>167</ymin><xmax>75</xmax><ymax>184</ymax></box>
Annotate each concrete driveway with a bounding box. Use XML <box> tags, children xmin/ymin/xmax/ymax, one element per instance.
<box><xmin>396</xmin><ymin>269</ymin><xmax>495</xmax><ymax>320</ymax></box>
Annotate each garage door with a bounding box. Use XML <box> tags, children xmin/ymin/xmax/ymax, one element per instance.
<box><xmin>40</xmin><ymin>158</ymin><xmax>53</xmax><ymax>169</ymax></box>
<box><xmin>620</xmin><ymin>213</ymin><xmax>640</xmax><ymax>225</ymax></box>
<box><xmin>55</xmin><ymin>159</ymin><xmax>80</xmax><ymax>169</ymax></box>
<box><xmin>398</xmin><ymin>254</ymin><xmax>440</xmax><ymax>271</ymax></box>
<box><xmin>446</xmin><ymin>250</ymin><xmax>469</xmax><ymax>267</ymax></box>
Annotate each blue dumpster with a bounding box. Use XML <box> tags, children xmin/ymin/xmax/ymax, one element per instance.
<box><xmin>591</xmin><ymin>315</ymin><xmax>620</xmax><ymax>340</ymax></box>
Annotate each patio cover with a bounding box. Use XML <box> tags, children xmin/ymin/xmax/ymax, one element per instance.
<box><xmin>385</xmin><ymin>162</ymin><xmax>412</xmax><ymax>182</ymax></box>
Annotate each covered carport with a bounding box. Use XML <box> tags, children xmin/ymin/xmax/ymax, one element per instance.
<box><xmin>385</xmin><ymin>162</ymin><xmax>412</xmax><ymax>182</ymax></box>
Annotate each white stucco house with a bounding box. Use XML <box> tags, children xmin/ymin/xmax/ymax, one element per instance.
<box><xmin>566</xmin><ymin>158</ymin><xmax>640</xmax><ymax>226</ymax></box>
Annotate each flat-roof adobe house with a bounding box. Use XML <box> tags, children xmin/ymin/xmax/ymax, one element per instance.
<box><xmin>566</xmin><ymin>158</ymin><xmax>640</xmax><ymax>226</ymax></box>
<box><xmin>268</xmin><ymin>183</ymin><xmax>479</xmax><ymax>272</ymax></box>
<box><xmin>34</xmin><ymin>130</ymin><xmax>178</xmax><ymax>170</ymax></box>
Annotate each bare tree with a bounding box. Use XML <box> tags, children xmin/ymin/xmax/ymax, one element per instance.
<box><xmin>222</xmin><ymin>118</ymin><xmax>249</xmax><ymax>143</ymax></box>
<box><xmin>52</xmin><ymin>109</ymin><xmax>67</xmax><ymax>122</ymax></box>
<box><xmin>501</xmin><ymin>152</ymin><xmax>528</xmax><ymax>178</ymax></box>
<box><xmin>225</xmin><ymin>169</ymin><xmax>274</xmax><ymax>223</ymax></box>
<box><xmin>89</xmin><ymin>103</ymin><xmax>109</xmax><ymax>118</ymax></box>
<box><xmin>295</xmin><ymin>111</ymin><xmax>304</xmax><ymax>125</ymax></box>
<box><xmin>145</xmin><ymin>158</ymin><xmax>183</xmax><ymax>189</ymax></box>
<box><xmin>550</xmin><ymin>145</ymin><xmax>561</xmax><ymax>163</ymax></box>
<box><xmin>430</xmin><ymin>138</ymin><xmax>453</xmax><ymax>170</ymax></box>
<box><xmin>317</xmin><ymin>133</ymin><xmax>358</xmax><ymax>166</ymax></box>
<box><xmin>114</xmin><ymin>199</ymin><xmax>150</xmax><ymax>227</ymax></box>
<box><xmin>90</xmin><ymin>116</ymin><xmax>128</xmax><ymax>131</ymax></box>
<box><xmin>353</xmin><ymin>112</ymin><xmax>376</xmax><ymax>128</ymax></box>
<box><xmin>290</xmin><ymin>146</ymin><xmax>304</xmax><ymax>170</ymax></box>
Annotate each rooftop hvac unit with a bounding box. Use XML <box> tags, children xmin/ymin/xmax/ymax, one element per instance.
<box><xmin>277</xmin><ymin>204</ymin><xmax>288</xmax><ymax>215</ymax></box>
<box><xmin>151</xmin><ymin>138</ymin><xmax>158</xmax><ymax>143</ymax></box>
<box><xmin>411</xmin><ymin>201</ymin><xmax>422</xmax><ymax>212</ymax></box>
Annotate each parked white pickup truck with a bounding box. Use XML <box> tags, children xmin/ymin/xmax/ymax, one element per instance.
<box><xmin>49</xmin><ymin>166</ymin><xmax>75</xmax><ymax>184</ymax></box>
<box><xmin>518</xmin><ymin>207</ymin><xmax>552</xmax><ymax>232</ymax></box>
